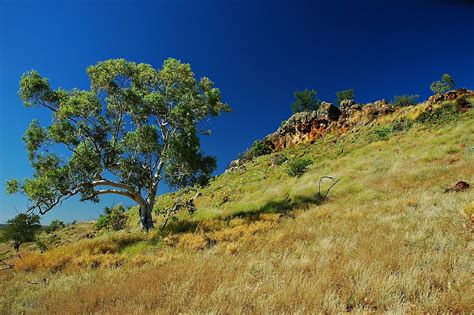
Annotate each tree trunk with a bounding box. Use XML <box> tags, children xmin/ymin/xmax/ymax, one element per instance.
<box><xmin>139</xmin><ymin>203</ymin><xmax>154</xmax><ymax>231</ymax></box>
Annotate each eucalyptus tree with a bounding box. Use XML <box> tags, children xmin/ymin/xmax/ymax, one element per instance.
<box><xmin>430</xmin><ymin>73</ymin><xmax>455</xmax><ymax>94</ymax></box>
<box><xmin>6</xmin><ymin>58</ymin><xmax>230</xmax><ymax>230</ymax></box>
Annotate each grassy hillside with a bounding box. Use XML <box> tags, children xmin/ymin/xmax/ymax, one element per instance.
<box><xmin>0</xmin><ymin>101</ymin><xmax>473</xmax><ymax>313</ymax></box>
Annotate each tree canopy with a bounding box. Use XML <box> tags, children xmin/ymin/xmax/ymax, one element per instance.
<box><xmin>392</xmin><ymin>94</ymin><xmax>419</xmax><ymax>107</ymax></box>
<box><xmin>7</xmin><ymin>58</ymin><xmax>230</xmax><ymax>230</ymax></box>
<box><xmin>430</xmin><ymin>73</ymin><xmax>455</xmax><ymax>94</ymax></box>
<box><xmin>336</xmin><ymin>89</ymin><xmax>355</xmax><ymax>104</ymax></box>
<box><xmin>291</xmin><ymin>89</ymin><xmax>321</xmax><ymax>113</ymax></box>
<box><xmin>2</xmin><ymin>213</ymin><xmax>41</xmax><ymax>251</ymax></box>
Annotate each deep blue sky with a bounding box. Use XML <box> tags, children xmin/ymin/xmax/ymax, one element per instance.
<box><xmin>1</xmin><ymin>0</ymin><xmax>473</xmax><ymax>224</ymax></box>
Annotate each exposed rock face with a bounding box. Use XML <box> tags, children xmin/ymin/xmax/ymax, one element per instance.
<box><xmin>229</xmin><ymin>90</ymin><xmax>474</xmax><ymax>164</ymax></box>
<box><xmin>427</xmin><ymin>88</ymin><xmax>474</xmax><ymax>104</ymax></box>
<box><xmin>340</xmin><ymin>99</ymin><xmax>355</xmax><ymax>111</ymax></box>
<box><xmin>263</xmin><ymin>99</ymin><xmax>399</xmax><ymax>151</ymax></box>
<box><xmin>317</xmin><ymin>102</ymin><xmax>342</xmax><ymax>121</ymax></box>
<box><xmin>263</xmin><ymin>111</ymin><xmax>330</xmax><ymax>151</ymax></box>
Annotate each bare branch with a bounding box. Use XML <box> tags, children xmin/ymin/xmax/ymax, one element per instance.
<box><xmin>317</xmin><ymin>176</ymin><xmax>340</xmax><ymax>199</ymax></box>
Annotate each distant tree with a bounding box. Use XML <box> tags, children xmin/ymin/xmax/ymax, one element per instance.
<box><xmin>430</xmin><ymin>73</ymin><xmax>455</xmax><ymax>94</ymax></box>
<box><xmin>95</xmin><ymin>204</ymin><xmax>128</xmax><ymax>231</ymax></box>
<box><xmin>291</xmin><ymin>89</ymin><xmax>321</xmax><ymax>113</ymax></box>
<box><xmin>1</xmin><ymin>213</ymin><xmax>41</xmax><ymax>251</ymax></box>
<box><xmin>392</xmin><ymin>95</ymin><xmax>420</xmax><ymax>107</ymax></box>
<box><xmin>44</xmin><ymin>219</ymin><xmax>65</xmax><ymax>234</ymax></box>
<box><xmin>6</xmin><ymin>58</ymin><xmax>230</xmax><ymax>231</ymax></box>
<box><xmin>336</xmin><ymin>89</ymin><xmax>355</xmax><ymax>104</ymax></box>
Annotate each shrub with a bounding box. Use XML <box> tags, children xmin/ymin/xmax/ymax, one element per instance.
<box><xmin>430</xmin><ymin>73</ymin><xmax>455</xmax><ymax>94</ymax></box>
<box><xmin>286</xmin><ymin>158</ymin><xmax>313</xmax><ymax>177</ymax></box>
<box><xmin>44</xmin><ymin>219</ymin><xmax>66</xmax><ymax>234</ymax></box>
<box><xmin>291</xmin><ymin>89</ymin><xmax>321</xmax><ymax>113</ymax></box>
<box><xmin>392</xmin><ymin>94</ymin><xmax>419</xmax><ymax>107</ymax></box>
<box><xmin>336</xmin><ymin>89</ymin><xmax>355</xmax><ymax>104</ymax></box>
<box><xmin>368</xmin><ymin>119</ymin><xmax>413</xmax><ymax>143</ymax></box>
<box><xmin>250</xmin><ymin>140</ymin><xmax>271</xmax><ymax>158</ymax></box>
<box><xmin>369</xmin><ymin>126</ymin><xmax>393</xmax><ymax>142</ymax></box>
<box><xmin>95</xmin><ymin>204</ymin><xmax>128</xmax><ymax>231</ymax></box>
<box><xmin>272</xmin><ymin>153</ymin><xmax>287</xmax><ymax>166</ymax></box>
<box><xmin>416</xmin><ymin>101</ymin><xmax>460</xmax><ymax>125</ymax></box>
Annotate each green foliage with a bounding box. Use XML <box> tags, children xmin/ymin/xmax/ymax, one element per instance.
<box><xmin>416</xmin><ymin>102</ymin><xmax>460</xmax><ymax>125</ymax></box>
<box><xmin>2</xmin><ymin>213</ymin><xmax>41</xmax><ymax>251</ymax></box>
<box><xmin>95</xmin><ymin>205</ymin><xmax>128</xmax><ymax>231</ymax></box>
<box><xmin>291</xmin><ymin>89</ymin><xmax>321</xmax><ymax>113</ymax></box>
<box><xmin>5</xmin><ymin>179</ymin><xmax>19</xmax><ymax>194</ymax></box>
<box><xmin>430</xmin><ymin>73</ymin><xmax>455</xmax><ymax>94</ymax></box>
<box><xmin>44</xmin><ymin>219</ymin><xmax>66</xmax><ymax>234</ymax></box>
<box><xmin>369</xmin><ymin>126</ymin><xmax>393</xmax><ymax>142</ymax></box>
<box><xmin>286</xmin><ymin>158</ymin><xmax>313</xmax><ymax>177</ymax></box>
<box><xmin>272</xmin><ymin>154</ymin><xmax>287</xmax><ymax>166</ymax></box>
<box><xmin>250</xmin><ymin>140</ymin><xmax>271</xmax><ymax>158</ymax></box>
<box><xmin>336</xmin><ymin>89</ymin><xmax>355</xmax><ymax>104</ymax></box>
<box><xmin>9</xmin><ymin>58</ymin><xmax>230</xmax><ymax>230</ymax></box>
<box><xmin>369</xmin><ymin>120</ymin><xmax>413</xmax><ymax>142</ymax></box>
<box><xmin>392</xmin><ymin>95</ymin><xmax>419</xmax><ymax>107</ymax></box>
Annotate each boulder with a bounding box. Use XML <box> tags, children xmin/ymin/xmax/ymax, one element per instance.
<box><xmin>339</xmin><ymin>99</ymin><xmax>355</xmax><ymax>112</ymax></box>
<box><xmin>372</xmin><ymin>99</ymin><xmax>394</xmax><ymax>115</ymax></box>
<box><xmin>317</xmin><ymin>102</ymin><xmax>342</xmax><ymax>121</ymax></box>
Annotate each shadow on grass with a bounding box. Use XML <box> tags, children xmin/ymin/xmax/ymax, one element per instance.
<box><xmin>156</xmin><ymin>193</ymin><xmax>329</xmax><ymax>235</ymax></box>
<box><xmin>225</xmin><ymin>193</ymin><xmax>328</xmax><ymax>221</ymax></box>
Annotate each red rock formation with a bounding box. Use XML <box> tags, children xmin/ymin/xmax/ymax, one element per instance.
<box><xmin>427</xmin><ymin>89</ymin><xmax>474</xmax><ymax>104</ymax></box>
<box><xmin>261</xmin><ymin>90</ymin><xmax>473</xmax><ymax>153</ymax></box>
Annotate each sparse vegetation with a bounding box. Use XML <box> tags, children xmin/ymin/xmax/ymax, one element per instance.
<box><xmin>250</xmin><ymin>140</ymin><xmax>271</xmax><ymax>158</ymax></box>
<box><xmin>336</xmin><ymin>88</ymin><xmax>355</xmax><ymax>104</ymax></box>
<box><xmin>392</xmin><ymin>94</ymin><xmax>419</xmax><ymax>106</ymax></box>
<box><xmin>286</xmin><ymin>157</ymin><xmax>313</xmax><ymax>177</ymax></box>
<box><xmin>44</xmin><ymin>219</ymin><xmax>65</xmax><ymax>234</ymax></box>
<box><xmin>291</xmin><ymin>89</ymin><xmax>321</xmax><ymax>113</ymax></box>
<box><xmin>272</xmin><ymin>153</ymin><xmax>288</xmax><ymax>166</ymax></box>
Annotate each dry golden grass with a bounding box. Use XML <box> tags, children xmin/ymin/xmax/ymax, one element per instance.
<box><xmin>0</xmin><ymin>107</ymin><xmax>473</xmax><ymax>313</ymax></box>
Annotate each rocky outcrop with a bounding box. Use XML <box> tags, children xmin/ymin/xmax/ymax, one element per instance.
<box><xmin>427</xmin><ymin>88</ymin><xmax>474</xmax><ymax>104</ymax></box>
<box><xmin>263</xmin><ymin>111</ymin><xmax>331</xmax><ymax>151</ymax></box>
<box><xmin>263</xmin><ymin>98</ymin><xmax>399</xmax><ymax>151</ymax></box>
<box><xmin>228</xmin><ymin>90</ymin><xmax>473</xmax><ymax>168</ymax></box>
<box><xmin>317</xmin><ymin>102</ymin><xmax>342</xmax><ymax>121</ymax></box>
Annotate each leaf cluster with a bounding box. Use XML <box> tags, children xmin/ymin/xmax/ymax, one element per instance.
<box><xmin>291</xmin><ymin>89</ymin><xmax>321</xmax><ymax>113</ymax></box>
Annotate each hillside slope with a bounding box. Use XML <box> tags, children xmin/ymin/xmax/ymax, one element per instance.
<box><xmin>0</xmin><ymin>98</ymin><xmax>473</xmax><ymax>313</ymax></box>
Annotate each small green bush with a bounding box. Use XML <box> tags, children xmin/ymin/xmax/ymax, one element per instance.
<box><xmin>250</xmin><ymin>140</ymin><xmax>271</xmax><ymax>158</ymax></box>
<box><xmin>44</xmin><ymin>219</ymin><xmax>65</xmax><ymax>234</ymax></box>
<box><xmin>336</xmin><ymin>89</ymin><xmax>355</xmax><ymax>104</ymax></box>
<box><xmin>392</xmin><ymin>95</ymin><xmax>419</xmax><ymax>107</ymax></box>
<box><xmin>369</xmin><ymin>120</ymin><xmax>412</xmax><ymax>143</ymax></box>
<box><xmin>286</xmin><ymin>158</ymin><xmax>313</xmax><ymax>177</ymax></box>
<box><xmin>272</xmin><ymin>154</ymin><xmax>287</xmax><ymax>166</ymax></box>
<box><xmin>416</xmin><ymin>101</ymin><xmax>459</xmax><ymax>125</ymax></box>
<box><xmin>95</xmin><ymin>204</ymin><xmax>128</xmax><ymax>231</ymax></box>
